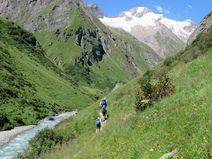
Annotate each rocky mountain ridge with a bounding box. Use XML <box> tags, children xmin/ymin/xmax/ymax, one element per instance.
<box><xmin>0</xmin><ymin>0</ymin><xmax>78</xmax><ymax>32</ymax></box>
<box><xmin>87</xmin><ymin>3</ymin><xmax>104</xmax><ymax>18</ymax></box>
<box><xmin>188</xmin><ymin>12</ymin><xmax>212</xmax><ymax>44</ymax></box>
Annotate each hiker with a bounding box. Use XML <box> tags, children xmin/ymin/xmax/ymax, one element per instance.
<box><xmin>99</xmin><ymin>105</ymin><xmax>107</xmax><ymax>121</ymax></box>
<box><xmin>96</xmin><ymin>117</ymin><xmax>101</xmax><ymax>133</ymax></box>
<box><xmin>99</xmin><ymin>97</ymin><xmax>108</xmax><ymax>108</ymax></box>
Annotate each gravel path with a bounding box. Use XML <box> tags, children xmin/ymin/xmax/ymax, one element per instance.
<box><xmin>112</xmin><ymin>83</ymin><xmax>123</xmax><ymax>91</ymax></box>
<box><xmin>0</xmin><ymin>125</ymin><xmax>35</xmax><ymax>146</ymax></box>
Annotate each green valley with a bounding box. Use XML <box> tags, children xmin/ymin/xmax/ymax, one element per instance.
<box><xmin>20</xmin><ymin>16</ymin><xmax>212</xmax><ymax>159</ymax></box>
<box><xmin>0</xmin><ymin>18</ymin><xmax>92</xmax><ymax>130</ymax></box>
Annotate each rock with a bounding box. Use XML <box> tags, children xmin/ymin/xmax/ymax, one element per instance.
<box><xmin>159</xmin><ymin>149</ymin><xmax>178</xmax><ymax>159</ymax></box>
<box><xmin>87</xmin><ymin>3</ymin><xmax>104</xmax><ymax>18</ymax></box>
<box><xmin>0</xmin><ymin>0</ymin><xmax>75</xmax><ymax>32</ymax></box>
<box><xmin>75</xmin><ymin>27</ymin><xmax>83</xmax><ymax>46</ymax></box>
<box><xmin>48</xmin><ymin>117</ymin><xmax>55</xmax><ymax>121</ymax></box>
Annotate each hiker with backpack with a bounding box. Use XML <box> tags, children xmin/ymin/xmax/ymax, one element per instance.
<box><xmin>99</xmin><ymin>97</ymin><xmax>108</xmax><ymax>108</ymax></box>
<box><xmin>96</xmin><ymin>117</ymin><xmax>101</xmax><ymax>133</ymax></box>
<box><xmin>99</xmin><ymin>97</ymin><xmax>109</xmax><ymax>121</ymax></box>
<box><xmin>100</xmin><ymin>105</ymin><xmax>107</xmax><ymax>121</ymax></box>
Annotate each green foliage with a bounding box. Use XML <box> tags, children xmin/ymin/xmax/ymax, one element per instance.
<box><xmin>0</xmin><ymin>18</ymin><xmax>44</xmax><ymax>57</ymax></box>
<box><xmin>163</xmin><ymin>55</ymin><xmax>178</xmax><ymax>67</ymax></box>
<box><xmin>139</xmin><ymin>76</ymin><xmax>153</xmax><ymax>99</ymax></box>
<box><xmin>0</xmin><ymin>112</ymin><xmax>13</xmax><ymax>130</ymax></box>
<box><xmin>135</xmin><ymin>90</ymin><xmax>151</xmax><ymax>111</ymax></box>
<box><xmin>19</xmin><ymin>128</ymin><xmax>74</xmax><ymax>158</ymax></box>
<box><xmin>0</xmin><ymin>46</ymin><xmax>40</xmax><ymax>130</ymax></box>
<box><xmin>66</xmin><ymin>64</ymin><xmax>92</xmax><ymax>85</ymax></box>
<box><xmin>135</xmin><ymin>73</ymin><xmax>175</xmax><ymax>111</ymax></box>
<box><xmin>66</xmin><ymin>63</ymin><xmax>116</xmax><ymax>90</ymax></box>
<box><xmin>192</xmin><ymin>27</ymin><xmax>212</xmax><ymax>53</ymax></box>
<box><xmin>0</xmin><ymin>43</ymin><xmax>59</xmax><ymax>129</ymax></box>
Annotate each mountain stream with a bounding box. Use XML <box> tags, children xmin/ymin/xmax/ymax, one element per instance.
<box><xmin>0</xmin><ymin>111</ymin><xmax>77</xmax><ymax>159</ymax></box>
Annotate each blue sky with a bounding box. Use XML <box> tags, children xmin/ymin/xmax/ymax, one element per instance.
<box><xmin>84</xmin><ymin>0</ymin><xmax>212</xmax><ymax>24</ymax></box>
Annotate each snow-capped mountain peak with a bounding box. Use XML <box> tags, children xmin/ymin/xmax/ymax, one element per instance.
<box><xmin>127</xmin><ymin>7</ymin><xmax>152</xmax><ymax>17</ymax></box>
<box><xmin>100</xmin><ymin>7</ymin><xmax>196</xmax><ymax>42</ymax></box>
<box><xmin>101</xmin><ymin>7</ymin><xmax>163</xmax><ymax>32</ymax></box>
<box><xmin>118</xmin><ymin>7</ymin><xmax>152</xmax><ymax>18</ymax></box>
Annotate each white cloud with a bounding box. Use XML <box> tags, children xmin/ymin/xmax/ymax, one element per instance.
<box><xmin>165</xmin><ymin>10</ymin><xmax>170</xmax><ymax>14</ymax></box>
<box><xmin>155</xmin><ymin>5</ymin><xmax>163</xmax><ymax>13</ymax></box>
<box><xmin>188</xmin><ymin>5</ymin><xmax>192</xmax><ymax>9</ymax></box>
<box><xmin>155</xmin><ymin>5</ymin><xmax>170</xmax><ymax>14</ymax></box>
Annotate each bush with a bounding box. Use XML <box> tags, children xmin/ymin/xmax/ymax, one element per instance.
<box><xmin>135</xmin><ymin>75</ymin><xmax>175</xmax><ymax>111</ymax></box>
<box><xmin>0</xmin><ymin>112</ymin><xmax>13</xmax><ymax>130</ymax></box>
<box><xmin>19</xmin><ymin>128</ymin><xmax>75</xmax><ymax>158</ymax></box>
<box><xmin>27</xmin><ymin>129</ymin><xmax>63</xmax><ymax>157</ymax></box>
<box><xmin>66</xmin><ymin>64</ymin><xmax>92</xmax><ymax>84</ymax></box>
<box><xmin>139</xmin><ymin>76</ymin><xmax>152</xmax><ymax>99</ymax></box>
<box><xmin>163</xmin><ymin>56</ymin><xmax>175</xmax><ymax>66</ymax></box>
<box><xmin>135</xmin><ymin>90</ymin><xmax>152</xmax><ymax>111</ymax></box>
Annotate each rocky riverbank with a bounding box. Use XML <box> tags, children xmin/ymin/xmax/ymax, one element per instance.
<box><xmin>0</xmin><ymin>125</ymin><xmax>35</xmax><ymax>146</ymax></box>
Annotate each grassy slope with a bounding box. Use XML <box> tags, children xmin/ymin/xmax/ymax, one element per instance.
<box><xmin>0</xmin><ymin>18</ymin><xmax>92</xmax><ymax>130</ymax></box>
<box><xmin>34</xmin><ymin>9</ymin><xmax>131</xmax><ymax>86</ymax></box>
<box><xmin>35</xmin><ymin>28</ymin><xmax>158</xmax><ymax>88</ymax></box>
<box><xmin>35</xmin><ymin>30</ymin><xmax>212</xmax><ymax>158</ymax></box>
<box><xmin>34</xmin><ymin>2</ymin><xmax>160</xmax><ymax>89</ymax></box>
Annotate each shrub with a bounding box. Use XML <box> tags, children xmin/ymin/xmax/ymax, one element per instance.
<box><xmin>28</xmin><ymin>128</ymin><xmax>63</xmax><ymax>157</ymax></box>
<box><xmin>135</xmin><ymin>75</ymin><xmax>175</xmax><ymax>111</ymax></box>
<box><xmin>163</xmin><ymin>56</ymin><xmax>175</xmax><ymax>66</ymax></box>
<box><xmin>139</xmin><ymin>76</ymin><xmax>152</xmax><ymax>99</ymax></box>
<box><xmin>19</xmin><ymin>128</ymin><xmax>75</xmax><ymax>158</ymax></box>
<box><xmin>66</xmin><ymin>64</ymin><xmax>92</xmax><ymax>84</ymax></box>
<box><xmin>0</xmin><ymin>112</ymin><xmax>13</xmax><ymax>130</ymax></box>
<box><xmin>135</xmin><ymin>90</ymin><xmax>152</xmax><ymax>111</ymax></box>
<box><xmin>135</xmin><ymin>90</ymin><xmax>142</xmax><ymax>111</ymax></box>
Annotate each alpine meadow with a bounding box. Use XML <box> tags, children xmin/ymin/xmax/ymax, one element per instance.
<box><xmin>0</xmin><ymin>0</ymin><xmax>211</xmax><ymax>159</ymax></box>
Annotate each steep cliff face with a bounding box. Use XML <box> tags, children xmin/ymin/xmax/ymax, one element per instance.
<box><xmin>188</xmin><ymin>12</ymin><xmax>212</xmax><ymax>44</ymax></box>
<box><xmin>0</xmin><ymin>0</ymin><xmax>77</xmax><ymax>32</ymax></box>
<box><xmin>0</xmin><ymin>0</ymin><xmax>160</xmax><ymax>87</ymax></box>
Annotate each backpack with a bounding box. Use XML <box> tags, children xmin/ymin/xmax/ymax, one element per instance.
<box><xmin>101</xmin><ymin>99</ymin><xmax>107</xmax><ymax>107</ymax></box>
<box><xmin>101</xmin><ymin>106</ymin><xmax>107</xmax><ymax>115</ymax></box>
<box><xmin>96</xmin><ymin>118</ymin><xmax>101</xmax><ymax>126</ymax></box>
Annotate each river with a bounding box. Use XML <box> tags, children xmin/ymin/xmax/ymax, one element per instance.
<box><xmin>0</xmin><ymin>111</ymin><xmax>77</xmax><ymax>159</ymax></box>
